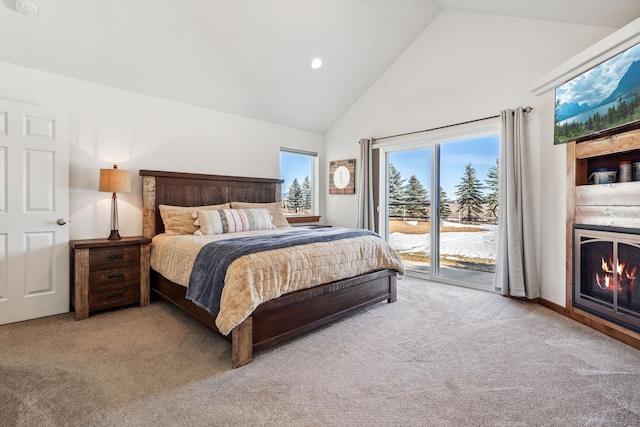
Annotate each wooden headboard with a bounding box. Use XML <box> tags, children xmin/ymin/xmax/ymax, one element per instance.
<box><xmin>139</xmin><ymin>170</ymin><xmax>283</xmax><ymax>238</ymax></box>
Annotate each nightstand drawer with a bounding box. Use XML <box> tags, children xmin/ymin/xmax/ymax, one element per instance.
<box><xmin>89</xmin><ymin>283</ymin><xmax>141</xmax><ymax>312</ymax></box>
<box><xmin>89</xmin><ymin>246</ymin><xmax>140</xmax><ymax>270</ymax></box>
<box><xmin>89</xmin><ymin>265</ymin><xmax>140</xmax><ymax>290</ymax></box>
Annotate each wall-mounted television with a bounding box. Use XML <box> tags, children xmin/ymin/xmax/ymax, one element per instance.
<box><xmin>554</xmin><ymin>42</ymin><xmax>640</xmax><ymax>144</ymax></box>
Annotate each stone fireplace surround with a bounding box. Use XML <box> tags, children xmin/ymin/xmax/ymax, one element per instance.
<box><xmin>548</xmin><ymin>126</ymin><xmax>640</xmax><ymax>349</ymax></box>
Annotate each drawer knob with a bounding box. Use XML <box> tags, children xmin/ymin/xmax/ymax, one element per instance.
<box><xmin>108</xmin><ymin>291</ymin><xmax>125</xmax><ymax>299</ymax></box>
<box><xmin>107</xmin><ymin>273</ymin><xmax>125</xmax><ymax>279</ymax></box>
<box><xmin>108</xmin><ymin>252</ymin><xmax>124</xmax><ymax>259</ymax></box>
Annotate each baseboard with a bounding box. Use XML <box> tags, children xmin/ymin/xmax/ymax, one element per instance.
<box><xmin>539</xmin><ymin>298</ymin><xmax>640</xmax><ymax>350</ymax></box>
<box><xmin>538</xmin><ymin>298</ymin><xmax>569</xmax><ymax>315</ymax></box>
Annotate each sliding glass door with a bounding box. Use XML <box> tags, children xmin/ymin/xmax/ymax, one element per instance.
<box><xmin>436</xmin><ymin>136</ymin><xmax>499</xmax><ymax>288</ymax></box>
<box><xmin>381</xmin><ymin>122</ymin><xmax>499</xmax><ymax>290</ymax></box>
<box><xmin>387</xmin><ymin>148</ymin><xmax>432</xmax><ymax>275</ymax></box>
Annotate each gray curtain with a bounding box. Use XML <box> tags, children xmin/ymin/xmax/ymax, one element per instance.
<box><xmin>356</xmin><ymin>138</ymin><xmax>375</xmax><ymax>231</ymax></box>
<box><xmin>494</xmin><ymin>107</ymin><xmax>540</xmax><ymax>298</ymax></box>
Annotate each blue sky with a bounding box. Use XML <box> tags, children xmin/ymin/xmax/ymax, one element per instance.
<box><xmin>556</xmin><ymin>42</ymin><xmax>640</xmax><ymax>107</ymax></box>
<box><xmin>389</xmin><ymin>135</ymin><xmax>499</xmax><ymax>199</ymax></box>
<box><xmin>280</xmin><ymin>135</ymin><xmax>499</xmax><ymax>199</ymax></box>
<box><xmin>280</xmin><ymin>151</ymin><xmax>313</xmax><ymax>194</ymax></box>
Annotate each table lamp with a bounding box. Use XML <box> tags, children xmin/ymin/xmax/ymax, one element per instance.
<box><xmin>99</xmin><ymin>164</ymin><xmax>131</xmax><ymax>240</ymax></box>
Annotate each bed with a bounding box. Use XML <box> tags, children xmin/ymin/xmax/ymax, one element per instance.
<box><xmin>140</xmin><ymin>170</ymin><xmax>404</xmax><ymax>367</ymax></box>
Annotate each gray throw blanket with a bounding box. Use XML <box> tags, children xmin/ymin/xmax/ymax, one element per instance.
<box><xmin>186</xmin><ymin>227</ymin><xmax>378</xmax><ymax>316</ymax></box>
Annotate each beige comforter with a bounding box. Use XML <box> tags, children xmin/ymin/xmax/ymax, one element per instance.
<box><xmin>151</xmin><ymin>228</ymin><xmax>404</xmax><ymax>335</ymax></box>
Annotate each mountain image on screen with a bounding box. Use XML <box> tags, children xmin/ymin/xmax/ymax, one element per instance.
<box><xmin>554</xmin><ymin>43</ymin><xmax>640</xmax><ymax>144</ymax></box>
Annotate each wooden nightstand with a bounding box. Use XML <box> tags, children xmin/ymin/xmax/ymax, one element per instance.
<box><xmin>70</xmin><ymin>236</ymin><xmax>152</xmax><ymax>320</ymax></box>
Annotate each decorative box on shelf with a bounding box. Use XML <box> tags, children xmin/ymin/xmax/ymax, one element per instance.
<box><xmin>70</xmin><ymin>236</ymin><xmax>151</xmax><ymax>320</ymax></box>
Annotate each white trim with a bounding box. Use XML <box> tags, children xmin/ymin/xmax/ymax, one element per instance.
<box><xmin>530</xmin><ymin>17</ymin><xmax>640</xmax><ymax>95</ymax></box>
<box><xmin>431</xmin><ymin>143</ymin><xmax>440</xmax><ymax>277</ymax></box>
<box><xmin>280</xmin><ymin>147</ymin><xmax>318</xmax><ymax>157</ymax></box>
<box><xmin>378</xmin><ymin>151</ymin><xmax>389</xmax><ymax>241</ymax></box>
<box><xmin>311</xmin><ymin>155</ymin><xmax>319</xmax><ymax>216</ymax></box>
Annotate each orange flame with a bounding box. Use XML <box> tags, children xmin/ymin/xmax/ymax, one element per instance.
<box><xmin>595</xmin><ymin>256</ymin><xmax>636</xmax><ymax>293</ymax></box>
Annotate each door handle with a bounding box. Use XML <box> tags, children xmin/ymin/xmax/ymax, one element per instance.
<box><xmin>56</xmin><ymin>218</ymin><xmax>67</xmax><ymax>225</ymax></box>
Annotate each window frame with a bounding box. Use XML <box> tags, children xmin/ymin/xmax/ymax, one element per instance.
<box><xmin>279</xmin><ymin>148</ymin><xmax>319</xmax><ymax>221</ymax></box>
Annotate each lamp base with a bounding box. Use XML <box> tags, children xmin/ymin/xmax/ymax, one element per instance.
<box><xmin>107</xmin><ymin>230</ymin><xmax>122</xmax><ymax>240</ymax></box>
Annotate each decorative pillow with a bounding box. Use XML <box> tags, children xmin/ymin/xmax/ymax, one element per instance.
<box><xmin>159</xmin><ymin>203</ymin><xmax>230</xmax><ymax>235</ymax></box>
<box><xmin>230</xmin><ymin>201</ymin><xmax>291</xmax><ymax>228</ymax></box>
<box><xmin>196</xmin><ymin>208</ymin><xmax>275</xmax><ymax>235</ymax></box>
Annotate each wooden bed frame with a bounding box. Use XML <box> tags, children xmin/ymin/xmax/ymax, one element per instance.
<box><xmin>139</xmin><ymin>170</ymin><xmax>397</xmax><ymax>367</ymax></box>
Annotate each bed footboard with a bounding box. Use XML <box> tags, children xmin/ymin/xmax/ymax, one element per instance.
<box><xmin>151</xmin><ymin>269</ymin><xmax>397</xmax><ymax>368</ymax></box>
<box><xmin>230</xmin><ymin>269</ymin><xmax>397</xmax><ymax>367</ymax></box>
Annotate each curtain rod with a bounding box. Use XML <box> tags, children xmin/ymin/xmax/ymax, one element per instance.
<box><xmin>373</xmin><ymin>106</ymin><xmax>533</xmax><ymax>141</ymax></box>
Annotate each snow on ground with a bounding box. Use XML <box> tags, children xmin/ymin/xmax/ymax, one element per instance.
<box><xmin>441</xmin><ymin>220</ymin><xmax>483</xmax><ymax>228</ymax></box>
<box><xmin>389</xmin><ymin>223</ymin><xmax>497</xmax><ymax>260</ymax></box>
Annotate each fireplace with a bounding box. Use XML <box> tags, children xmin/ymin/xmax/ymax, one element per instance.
<box><xmin>573</xmin><ymin>224</ymin><xmax>640</xmax><ymax>333</ymax></box>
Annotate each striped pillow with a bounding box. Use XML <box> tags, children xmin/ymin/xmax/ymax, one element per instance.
<box><xmin>195</xmin><ymin>208</ymin><xmax>275</xmax><ymax>235</ymax></box>
<box><xmin>230</xmin><ymin>201</ymin><xmax>291</xmax><ymax>228</ymax></box>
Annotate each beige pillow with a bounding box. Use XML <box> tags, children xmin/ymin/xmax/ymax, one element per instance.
<box><xmin>159</xmin><ymin>203</ymin><xmax>230</xmax><ymax>235</ymax></box>
<box><xmin>230</xmin><ymin>201</ymin><xmax>290</xmax><ymax>228</ymax></box>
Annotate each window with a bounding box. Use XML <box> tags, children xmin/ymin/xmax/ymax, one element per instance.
<box><xmin>279</xmin><ymin>148</ymin><xmax>318</xmax><ymax>217</ymax></box>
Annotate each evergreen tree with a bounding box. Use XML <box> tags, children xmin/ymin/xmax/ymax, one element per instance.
<box><xmin>455</xmin><ymin>163</ymin><xmax>484</xmax><ymax>222</ymax></box>
<box><xmin>301</xmin><ymin>176</ymin><xmax>312</xmax><ymax>213</ymax></box>
<box><xmin>285</xmin><ymin>178</ymin><xmax>303</xmax><ymax>213</ymax></box>
<box><xmin>485</xmin><ymin>159</ymin><xmax>500</xmax><ymax>219</ymax></box>
<box><xmin>404</xmin><ymin>175</ymin><xmax>429</xmax><ymax>218</ymax></box>
<box><xmin>388</xmin><ymin>163</ymin><xmax>407</xmax><ymax>217</ymax></box>
<box><xmin>439</xmin><ymin>186</ymin><xmax>451</xmax><ymax>220</ymax></box>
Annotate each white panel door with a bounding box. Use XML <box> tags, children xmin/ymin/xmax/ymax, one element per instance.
<box><xmin>0</xmin><ymin>100</ymin><xmax>69</xmax><ymax>325</ymax></box>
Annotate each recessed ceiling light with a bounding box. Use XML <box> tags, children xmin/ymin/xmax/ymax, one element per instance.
<box><xmin>311</xmin><ymin>58</ymin><xmax>322</xmax><ymax>69</ymax></box>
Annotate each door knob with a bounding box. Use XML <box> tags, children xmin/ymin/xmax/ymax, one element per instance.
<box><xmin>56</xmin><ymin>218</ymin><xmax>67</xmax><ymax>225</ymax></box>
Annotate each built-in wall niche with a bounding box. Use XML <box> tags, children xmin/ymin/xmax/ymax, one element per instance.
<box><xmin>572</xmin><ymin>126</ymin><xmax>640</xmax><ymax>187</ymax></box>
<box><xmin>575</xmin><ymin>151</ymin><xmax>640</xmax><ymax>186</ymax></box>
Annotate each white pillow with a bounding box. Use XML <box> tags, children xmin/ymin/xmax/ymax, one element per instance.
<box><xmin>195</xmin><ymin>208</ymin><xmax>276</xmax><ymax>235</ymax></box>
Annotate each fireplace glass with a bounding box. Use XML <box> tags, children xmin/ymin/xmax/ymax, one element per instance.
<box><xmin>574</xmin><ymin>224</ymin><xmax>640</xmax><ymax>333</ymax></box>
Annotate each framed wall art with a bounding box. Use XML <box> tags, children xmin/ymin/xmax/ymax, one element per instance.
<box><xmin>329</xmin><ymin>159</ymin><xmax>355</xmax><ymax>194</ymax></box>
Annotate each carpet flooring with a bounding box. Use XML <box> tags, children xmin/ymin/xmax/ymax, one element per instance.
<box><xmin>1</xmin><ymin>277</ymin><xmax>640</xmax><ymax>426</ymax></box>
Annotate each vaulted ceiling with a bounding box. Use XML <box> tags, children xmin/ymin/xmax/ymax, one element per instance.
<box><xmin>1</xmin><ymin>0</ymin><xmax>639</xmax><ymax>134</ymax></box>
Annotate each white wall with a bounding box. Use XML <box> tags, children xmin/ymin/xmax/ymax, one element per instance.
<box><xmin>324</xmin><ymin>10</ymin><xmax>615</xmax><ymax>306</ymax></box>
<box><xmin>0</xmin><ymin>9</ymin><xmax>624</xmax><ymax>308</ymax></box>
<box><xmin>0</xmin><ymin>62</ymin><xmax>325</xmax><ymax>240</ymax></box>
